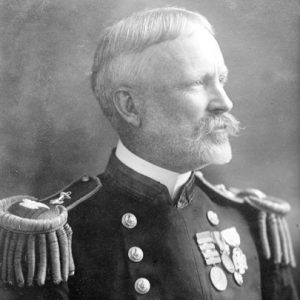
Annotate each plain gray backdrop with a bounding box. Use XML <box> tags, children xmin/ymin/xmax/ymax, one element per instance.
<box><xmin>0</xmin><ymin>0</ymin><xmax>299</xmax><ymax>290</ymax></box>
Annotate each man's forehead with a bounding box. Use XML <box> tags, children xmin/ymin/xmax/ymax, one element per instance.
<box><xmin>140</xmin><ymin>29</ymin><xmax>227</xmax><ymax>86</ymax></box>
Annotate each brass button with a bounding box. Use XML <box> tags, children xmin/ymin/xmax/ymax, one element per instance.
<box><xmin>207</xmin><ymin>210</ymin><xmax>219</xmax><ymax>226</ymax></box>
<box><xmin>134</xmin><ymin>278</ymin><xmax>150</xmax><ymax>294</ymax></box>
<box><xmin>128</xmin><ymin>247</ymin><xmax>143</xmax><ymax>262</ymax></box>
<box><xmin>121</xmin><ymin>213</ymin><xmax>137</xmax><ymax>229</ymax></box>
<box><xmin>81</xmin><ymin>175</ymin><xmax>90</xmax><ymax>182</ymax></box>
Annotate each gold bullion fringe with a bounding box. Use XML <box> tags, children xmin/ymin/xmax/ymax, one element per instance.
<box><xmin>231</xmin><ymin>188</ymin><xmax>296</xmax><ymax>268</ymax></box>
<box><xmin>258</xmin><ymin>211</ymin><xmax>296</xmax><ymax>267</ymax></box>
<box><xmin>0</xmin><ymin>224</ymin><xmax>74</xmax><ymax>287</ymax></box>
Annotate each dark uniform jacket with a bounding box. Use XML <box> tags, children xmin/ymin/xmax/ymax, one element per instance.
<box><xmin>0</xmin><ymin>151</ymin><xmax>298</xmax><ymax>299</ymax></box>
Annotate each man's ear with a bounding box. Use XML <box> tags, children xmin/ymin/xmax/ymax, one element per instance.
<box><xmin>113</xmin><ymin>88</ymin><xmax>141</xmax><ymax>127</ymax></box>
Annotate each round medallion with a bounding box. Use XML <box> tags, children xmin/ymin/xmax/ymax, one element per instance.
<box><xmin>207</xmin><ymin>210</ymin><xmax>219</xmax><ymax>226</ymax></box>
<box><xmin>221</xmin><ymin>252</ymin><xmax>235</xmax><ymax>274</ymax></box>
<box><xmin>128</xmin><ymin>247</ymin><xmax>144</xmax><ymax>262</ymax></box>
<box><xmin>134</xmin><ymin>278</ymin><xmax>150</xmax><ymax>294</ymax></box>
<box><xmin>121</xmin><ymin>213</ymin><xmax>137</xmax><ymax>229</ymax></box>
<box><xmin>209</xmin><ymin>266</ymin><xmax>227</xmax><ymax>291</ymax></box>
<box><xmin>234</xmin><ymin>272</ymin><xmax>243</xmax><ymax>286</ymax></box>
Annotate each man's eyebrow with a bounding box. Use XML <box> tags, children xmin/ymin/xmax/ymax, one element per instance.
<box><xmin>220</xmin><ymin>66</ymin><xmax>229</xmax><ymax>76</ymax></box>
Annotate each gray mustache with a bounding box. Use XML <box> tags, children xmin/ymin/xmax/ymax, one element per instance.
<box><xmin>199</xmin><ymin>113</ymin><xmax>240</xmax><ymax>136</ymax></box>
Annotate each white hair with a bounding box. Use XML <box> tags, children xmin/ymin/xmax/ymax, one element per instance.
<box><xmin>91</xmin><ymin>7</ymin><xmax>214</xmax><ymax>126</ymax></box>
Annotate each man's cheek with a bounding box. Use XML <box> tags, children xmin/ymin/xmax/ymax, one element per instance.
<box><xmin>181</xmin><ymin>92</ymin><xmax>207</xmax><ymax>115</ymax></box>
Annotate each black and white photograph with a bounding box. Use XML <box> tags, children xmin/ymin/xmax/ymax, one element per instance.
<box><xmin>0</xmin><ymin>1</ymin><xmax>299</xmax><ymax>299</ymax></box>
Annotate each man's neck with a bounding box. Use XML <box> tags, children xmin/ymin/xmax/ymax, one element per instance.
<box><xmin>115</xmin><ymin>140</ymin><xmax>191</xmax><ymax>199</ymax></box>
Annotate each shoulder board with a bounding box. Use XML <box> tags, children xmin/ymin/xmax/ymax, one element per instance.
<box><xmin>195</xmin><ymin>171</ymin><xmax>296</xmax><ymax>268</ymax></box>
<box><xmin>40</xmin><ymin>175</ymin><xmax>102</xmax><ymax>211</ymax></box>
<box><xmin>195</xmin><ymin>170</ymin><xmax>245</xmax><ymax>204</ymax></box>
<box><xmin>0</xmin><ymin>175</ymin><xmax>102</xmax><ymax>288</ymax></box>
<box><xmin>195</xmin><ymin>171</ymin><xmax>290</xmax><ymax>214</ymax></box>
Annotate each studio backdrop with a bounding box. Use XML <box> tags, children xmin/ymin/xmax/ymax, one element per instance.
<box><xmin>0</xmin><ymin>0</ymin><xmax>299</xmax><ymax>288</ymax></box>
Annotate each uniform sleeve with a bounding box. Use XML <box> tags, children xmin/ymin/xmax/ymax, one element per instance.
<box><xmin>0</xmin><ymin>282</ymin><xmax>69</xmax><ymax>300</ymax></box>
<box><xmin>261</xmin><ymin>261</ymin><xmax>299</xmax><ymax>300</ymax></box>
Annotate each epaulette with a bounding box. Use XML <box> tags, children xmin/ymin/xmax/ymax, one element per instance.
<box><xmin>195</xmin><ymin>171</ymin><xmax>296</xmax><ymax>268</ymax></box>
<box><xmin>0</xmin><ymin>175</ymin><xmax>102</xmax><ymax>287</ymax></box>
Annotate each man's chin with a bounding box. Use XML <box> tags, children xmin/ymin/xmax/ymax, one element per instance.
<box><xmin>205</xmin><ymin>142</ymin><xmax>232</xmax><ymax>165</ymax></box>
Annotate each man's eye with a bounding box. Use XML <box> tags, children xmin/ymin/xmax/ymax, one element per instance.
<box><xmin>219</xmin><ymin>75</ymin><xmax>228</xmax><ymax>85</ymax></box>
<box><xmin>194</xmin><ymin>80</ymin><xmax>204</xmax><ymax>86</ymax></box>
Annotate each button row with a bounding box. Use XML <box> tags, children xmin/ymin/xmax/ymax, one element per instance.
<box><xmin>135</xmin><ymin>278</ymin><xmax>151</xmax><ymax>294</ymax></box>
<box><xmin>128</xmin><ymin>246</ymin><xmax>143</xmax><ymax>262</ymax></box>
<box><xmin>122</xmin><ymin>213</ymin><xmax>151</xmax><ymax>295</ymax></box>
<box><xmin>122</xmin><ymin>213</ymin><xmax>137</xmax><ymax>229</ymax></box>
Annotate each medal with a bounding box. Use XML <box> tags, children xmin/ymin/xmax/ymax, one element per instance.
<box><xmin>234</xmin><ymin>272</ymin><xmax>243</xmax><ymax>286</ymax></box>
<box><xmin>221</xmin><ymin>227</ymin><xmax>241</xmax><ymax>247</ymax></box>
<box><xmin>196</xmin><ymin>231</ymin><xmax>213</xmax><ymax>244</ymax></box>
<box><xmin>196</xmin><ymin>226</ymin><xmax>248</xmax><ymax>290</ymax></box>
<box><xmin>199</xmin><ymin>242</ymin><xmax>215</xmax><ymax>251</ymax></box>
<box><xmin>206</xmin><ymin>256</ymin><xmax>222</xmax><ymax>265</ymax></box>
<box><xmin>212</xmin><ymin>231</ymin><xmax>225</xmax><ymax>252</ymax></box>
<box><xmin>210</xmin><ymin>266</ymin><xmax>228</xmax><ymax>291</ymax></box>
<box><xmin>212</xmin><ymin>231</ymin><xmax>234</xmax><ymax>273</ymax></box>
<box><xmin>212</xmin><ymin>231</ymin><xmax>230</xmax><ymax>254</ymax></box>
<box><xmin>232</xmin><ymin>247</ymin><xmax>248</xmax><ymax>275</ymax></box>
<box><xmin>196</xmin><ymin>231</ymin><xmax>221</xmax><ymax>266</ymax></box>
<box><xmin>202</xmin><ymin>249</ymin><xmax>220</xmax><ymax>259</ymax></box>
<box><xmin>221</xmin><ymin>252</ymin><xmax>235</xmax><ymax>274</ymax></box>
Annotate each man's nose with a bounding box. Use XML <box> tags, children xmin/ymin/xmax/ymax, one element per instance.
<box><xmin>207</xmin><ymin>87</ymin><xmax>233</xmax><ymax>114</ymax></box>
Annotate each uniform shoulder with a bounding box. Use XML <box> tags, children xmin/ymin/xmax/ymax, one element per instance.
<box><xmin>194</xmin><ymin>170</ymin><xmax>291</xmax><ymax>213</ymax></box>
<box><xmin>0</xmin><ymin>175</ymin><xmax>103</xmax><ymax>288</ymax></box>
<box><xmin>40</xmin><ymin>175</ymin><xmax>103</xmax><ymax>210</ymax></box>
<box><xmin>194</xmin><ymin>171</ymin><xmax>296</xmax><ymax>268</ymax></box>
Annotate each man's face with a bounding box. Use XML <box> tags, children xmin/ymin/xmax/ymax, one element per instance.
<box><xmin>135</xmin><ymin>28</ymin><xmax>239</xmax><ymax>172</ymax></box>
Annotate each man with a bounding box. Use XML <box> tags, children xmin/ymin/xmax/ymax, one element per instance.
<box><xmin>0</xmin><ymin>7</ymin><xmax>298</xmax><ymax>300</ymax></box>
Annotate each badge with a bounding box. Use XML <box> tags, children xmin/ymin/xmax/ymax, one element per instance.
<box><xmin>234</xmin><ymin>272</ymin><xmax>243</xmax><ymax>286</ymax></box>
<box><xmin>196</xmin><ymin>231</ymin><xmax>213</xmax><ymax>244</ymax></box>
<box><xmin>210</xmin><ymin>266</ymin><xmax>228</xmax><ymax>291</ymax></box>
<box><xmin>221</xmin><ymin>252</ymin><xmax>235</xmax><ymax>274</ymax></box>
<box><xmin>232</xmin><ymin>247</ymin><xmax>248</xmax><ymax>275</ymax></box>
<box><xmin>206</xmin><ymin>256</ymin><xmax>222</xmax><ymax>265</ymax></box>
<box><xmin>199</xmin><ymin>242</ymin><xmax>215</xmax><ymax>251</ymax></box>
<box><xmin>196</xmin><ymin>231</ymin><xmax>221</xmax><ymax>266</ymax></box>
<box><xmin>196</xmin><ymin>226</ymin><xmax>248</xmax><ymax>290</ymax></box>
<box><xmin>49</xmin><ymin>191</ymin><xmax>71</xmax><ymax>205</ymax></box>
<box><xmin>202</xmin><ymin>249</ymin><xmax>220</xmax><ymax>260</ymax></box>
<box><xmin>20</xmin><ymin>198</ymin><xmax>50</xmax><ymax>210</ymax></box>
<box><xmin>212</xmin><ymin>231</ymin><xmax>229</xmax><ymax>254</ymax></box>
<box><xmin>221</xmin><ymin>227</ymin><xmax>241</xmax><ymax>247</ymax></box>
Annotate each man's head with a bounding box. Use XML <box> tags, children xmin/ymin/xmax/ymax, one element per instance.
<box><xmin>91</xmin><ymin>7</ymin><xmax>240</xmax><ymax>172</ymax></box>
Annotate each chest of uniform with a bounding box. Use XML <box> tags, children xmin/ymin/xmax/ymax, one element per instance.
<box><xmin>119</xmin><ymin>189</ymin><xmax>262</xmax><ymax>299</ymax></box>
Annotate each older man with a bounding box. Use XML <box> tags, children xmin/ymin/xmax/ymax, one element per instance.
<box><xmin>0</xmin><ymin>7</ymin><xmax>298</xmax><ymax>300</ymax></box>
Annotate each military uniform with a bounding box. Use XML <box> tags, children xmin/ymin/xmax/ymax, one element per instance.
<box><xmin>0</xmin><ymin>150</ymin><xmax>298</xmax><ymax>299</ymax></box>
